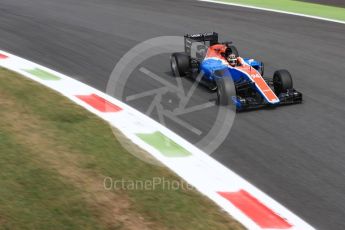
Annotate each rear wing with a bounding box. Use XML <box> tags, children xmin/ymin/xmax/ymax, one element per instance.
<box><xmin>184</xmin><ymin>32</ymin><xmax>218</xmax><ymax>54</ymax></box>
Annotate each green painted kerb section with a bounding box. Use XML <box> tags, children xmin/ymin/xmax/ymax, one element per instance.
<box><xmin>136</xmin><ymin>131</ymin><xmax>192</xmax><ymax>157</ymax></box>
<box><xmin>24</xmin><ymin>68</ymin><xmax>61</xmax><ymax>80</ymax></box>
<box><xmin>218</xmin><ymin>0</ymin><xmax>345</xmax><ymax>22</ymax></box>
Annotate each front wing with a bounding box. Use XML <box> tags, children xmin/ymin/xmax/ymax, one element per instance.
<box><xmin>232</xmin><ymin>89</ymin><xmax>303</xmax><ymax>111</ymax></box>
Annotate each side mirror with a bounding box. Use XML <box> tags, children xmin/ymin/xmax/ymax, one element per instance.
<box><xmin>260</xmin><ymin>62</ymin><xmax>265</xmax><ymax>76</ymax></box>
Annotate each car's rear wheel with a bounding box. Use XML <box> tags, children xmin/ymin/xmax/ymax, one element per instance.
<box><xmin>216</xmin><ymin>77</ymin><xmax>235</xmax><ymax>106</ymax></box>
<box><xmin>171</xmin><ymin>52</ymin><xmax>190</xmax><ymax>77</ymax></box>
<box><xmin>273</xmin><ymin>69</ymin><xmax>293</xmax><ymax>95</ymax></box>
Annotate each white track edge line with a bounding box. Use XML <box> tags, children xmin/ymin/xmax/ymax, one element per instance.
<box><xmin>198</xmin><ymin>0</ymin><xmax>345</xmax><ymax>25</ymax></box>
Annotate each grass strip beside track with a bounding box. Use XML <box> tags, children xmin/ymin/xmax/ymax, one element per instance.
<box><xmin>213</xmin><ymin>0</ymin><xmax>345</xmax><ymax>22</ymax></box>
<box><xmin>0</xmin><ymin>68</ymin><xmax>244</xmax><ymax>230</ymax></box>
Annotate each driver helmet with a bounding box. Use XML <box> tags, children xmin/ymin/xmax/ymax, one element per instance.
<box><xmin>227</xmin><ymin>53</ymin><xmax>237</xmax><ymax>67</ymax></box>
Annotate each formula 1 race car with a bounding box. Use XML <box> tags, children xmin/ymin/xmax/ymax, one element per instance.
<box><xmin>170</xmin><ymin>32</ymin><xmax>302</xmax><ymax>111</ymax></box>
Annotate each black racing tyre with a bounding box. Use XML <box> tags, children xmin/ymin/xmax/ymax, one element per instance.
<box><xmin>216</xmin><ymin>77</ymin><xmax>235</xmax><ymax>106</ymax></box>
<box><xmin>171</xmin><ymin>52</ymin><xmax>190</xmax><ymax>77</ymax></box>
<box><xmin>227</xmin><ymin>45</ymin><xmax>239</xmax><ymax>57</ymax></box>
<box><xmin>273</xmin><ymin>69</ymin><xmax>293</xmax><ymax>95</ymax></box>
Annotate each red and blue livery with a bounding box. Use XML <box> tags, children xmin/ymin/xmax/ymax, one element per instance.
<box><xmin>170</xmin><ymin>32</ymin><xmax>302</xmax><ymax>111</ymax></box>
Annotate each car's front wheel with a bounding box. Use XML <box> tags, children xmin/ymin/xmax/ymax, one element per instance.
<box><xmin>171</xmin><ymin>52</ymin><xmax>190</xmax><ymax>77</ymax></box>
<box><xmin>273</xmin><ymin>69</ymin><xmax>293</xmax><ymax>95</ymax></box>
<box><xmin>216</xmin><ymin>77</ymin><xmax>235</xmax><ymax>106</ymax></box>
